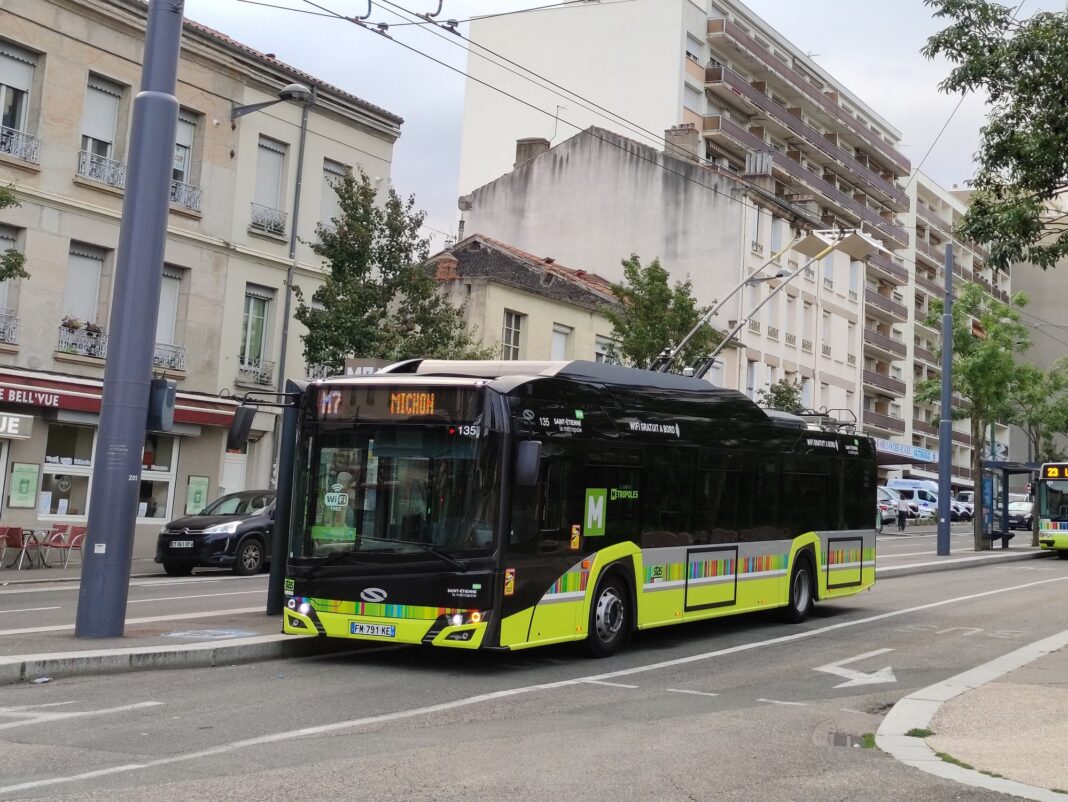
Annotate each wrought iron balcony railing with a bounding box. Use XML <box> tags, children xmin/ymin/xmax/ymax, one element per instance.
<box><xmin>170</xmin><ymin>180</ymin><xmax>203</xmax><ymax>212</ymax></box>
<box><xmin>306</xmin><ymin>363</ymin><xmax>331</xmax><ymax>380</ymax></box>
<box><xmin>237</xmin><ymin>358</ymin><xmax>275</xmax><ymax>386</ymax></box>
<box><xmin>250</xmin><ymin>203</ymin><xmax>287</xmax><ymax>236</ymax></box>
<box><xmin>153</xmin><ymin>342</ymin><xmax>187</xmax><ymax>371</ymax></box>
<box><xmin>77</xmin><ymin>150</ymin><xmax>127</xmax><ymax>189</ymax></box>
<box><xmin>0</xmin><ymin>126</ymin><xmax>40</xmax><ymax>164</ymax></box>
<box><xmin>0</xmin><ymin>308</ymin><xmax>18</xmax><ymax>345</ymax></box>
<box><xmin>57</xmin><ymin>325</ymin><xmax>108</xmax><ymax>359</ymax></box>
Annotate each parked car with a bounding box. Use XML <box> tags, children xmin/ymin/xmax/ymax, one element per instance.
<box><xmin>877</xmin><ymin>486</ymin><xmax>898</xmax><ymax>527</ymax></box>
<box><xmin>155</xmin><ymin>490</ymin><xmax>275</xmax><ymax>576</ymax></box>
<box><xmin>1007</xmin><ymin>500</ymin><xmax>1034</xmax><ymax>530</ymax></box>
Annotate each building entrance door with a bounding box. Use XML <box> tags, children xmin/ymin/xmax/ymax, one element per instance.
<box><xmin>221</xmin><ymin>451</ymin><xmax>247</xmax><ymax>495</ymax></box>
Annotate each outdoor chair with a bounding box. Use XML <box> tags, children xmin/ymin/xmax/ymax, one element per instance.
<box><xmin>63</xmin><ymin>525</ymin><xmax>87</xmax><ymax>568</ymax></box>
<box><xmin>40</xmin><ymin>525</ymin><xmax>79</xmax><ymax>568</ymax></box>
<box><xmin>1</xmin><ymin>526</ymin><xmax>41</xmax><ymax>569</ymax></box>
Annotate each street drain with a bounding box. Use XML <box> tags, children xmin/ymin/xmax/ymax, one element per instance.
<box><xmin>829</xmin><ymin>732</ymin><xmax>867</xmax><ymax>748</ymax></box>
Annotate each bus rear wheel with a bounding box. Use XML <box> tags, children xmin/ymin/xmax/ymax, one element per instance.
<box><xmin>782</xmin><ymin>555</ymin><xmax>815</xmax><ymax>623</ymax></box>
<box><xmin>583</xmin><ymin>574</ymin><xmax>631</xmax><ymax>658</ymax></box>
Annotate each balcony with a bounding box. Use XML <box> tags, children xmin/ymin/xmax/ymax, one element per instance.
<box><xmin>747</xmin><ymin>319</ymin><xmax>761</xmax><ymax>333</ymax></box>
<box><xmin>0</xmin><ymin>126</ymin><xmax>40</xmax><ymax>164</ymax></box>
<box><xmin>785</xmin><ymin>332</ymin><xmax>796</xmax><ymax>346</ymax></box>
<box><xmin>821</xmin><ymin>343</ymin><xmax>832</xmax><ymax>357</ymax></box>
<box><xmin>706</xmin><ymin>17</ymin><xmax>911</xmax><ymax>175</ymax></box>
<box><xmin>170</xmin><ymin>180</ymin><xmax>203</xmax><ymax>212</ymax></box>
<box><xmin>864</xmin><ymin>288</ymin><xmax>908</xmax><ymax>320</ymax></box>
<box><xmin>916</xmin><ymin>202</ymin><xmax>951</xmax><ymax>235</ymax></box>
<box><xmin>952</xmin><ymin>430</ymin><xmax>973</xmax><ymax>446</ymax></box>
<box><xmin>952</xmin><ymin>465</ymin><xmax>975</xmax><ymax>481</ymax></box>
<box><xmin>867</xmin><ymin>252</ymin><xmax>908</xmax><ymax>285</ymax></box>
<box><xmin>703</xmin><ymin>115</ymin><xmax>907</xmax><ymax>246</ymax></box>
<box><xmin>863</xmin><ymin>409</ymin><xmax>906</xmax><ymax>434</ymax></box>
<box><xmin>863</xmin><ymin>369</ymin><xmax>906</xmax><ymax>396</ymax></box>
<box><xmin>250</xmin><ymin>203</ymin><xmax>287</xmax><ymax>236</ymax></box>
<box><xmin>704</xmin><ymin>65</ymin><xmax>907</xmax><ymax>210</ymax></box>
<box><xmin>801</xmin><ymin>338</ymin><xmax>813</xmax><ymax>352</ymax></box>
<box><xmin>863</xmin><ymin>327</ymin><xmax>906</xmax><ymax>358</ymax></box>
<box><xmin>237</xmin><ymin>358</ymin><xmax>275</xmax><ymax>386</ymax></box>
<box><xmin>0</xmin><ymin>309</ymin><xmax>18</xmax><ymax>345</ymax></box>
<box><xmin>57</xmin><ymin>325</ymin><xmax>108</xmax><ymax>359</ymax></box>
<box><xmin>915</xmin><ymin>271</ymin><xmax>943</xmax><ymax>297</ymax></box>
<box><xmin>77</xmin><ymin>151</ymin><xmax>126</xmax><ymax>189</ymax></box>
<box><xmin>153</xmin><ymin>342</ymin><xmax>187</xmax><ymax>371</ymax></box>
<box><xmin>914</xmin><ymin>344</ymin><xmax>939</xmax><ymax>365</ymax></box>
<box><xmin>913</xmin><ymin>418</ymin><xmax>938</xmax><ymax>436</ymax></box>
<box><xmin>306</xmin><ymin>363</ymin><xmax>331</xmax><ymax>380</ymax></box>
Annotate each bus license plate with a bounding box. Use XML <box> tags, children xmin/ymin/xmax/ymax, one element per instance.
<box><xmin>171</xmin><ymin>540</ymin><xmax>193</xmax><ymax>548</ymax></box>
<box><xmin>350</xmin><ymin>623</ymin><xmax>395</xmax><ymax>637</ymax></box>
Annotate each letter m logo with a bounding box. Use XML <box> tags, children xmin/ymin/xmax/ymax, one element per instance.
<box><xmin>584</xmin><ymin>488</ymin><xmax>607</xmax><ymax>537</ymax></box>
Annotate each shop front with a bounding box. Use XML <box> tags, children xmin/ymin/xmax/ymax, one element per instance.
<box><xmin>0</xmin><ymin>369</ymin><xmax>237</xmax><ymax>559</ymax></box>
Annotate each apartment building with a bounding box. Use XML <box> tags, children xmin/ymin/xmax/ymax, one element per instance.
<box><xmin>0</xmin><ymin>0</ymin><xmax>400</xmax><ymax>554</ymax></box>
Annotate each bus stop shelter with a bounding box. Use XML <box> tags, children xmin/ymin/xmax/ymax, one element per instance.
<box><xmin>982</xmin><ymin>460</ymin><xmax>1040</xmax><ymax>545</ymax></box>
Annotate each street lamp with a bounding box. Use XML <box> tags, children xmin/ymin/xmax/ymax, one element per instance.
<box><xmin>693</xmin><ymin>229</ymin><xmax>887</xmax><ymax>378</ymax></box>
<box><xmin>231</xmin><ymin>81</ymin><xmax>316</xmax><ymax>475</ymax></box>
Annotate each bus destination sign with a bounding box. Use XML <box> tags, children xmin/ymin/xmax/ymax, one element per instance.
<box><xmin>389</xmin><ymin>391</ymin><xmax>436</xmax><ymax>416</ymax></box>
<box><xmin>1043</xmin><ymin>463</ymin><xmax>1068</xmax><ymax>479</ymax></box>
<box><xmin>316</xmin><ymin>385</ymin><xmax>480</xmax><ymax>422</ymax></box>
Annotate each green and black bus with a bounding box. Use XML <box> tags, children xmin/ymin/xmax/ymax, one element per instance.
<box><xmin>281</xmin><ymin>360</ymin><xmax>877</xmax><ymax>656</ymax></box>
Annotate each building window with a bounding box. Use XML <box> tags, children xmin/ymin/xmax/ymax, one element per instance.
<box><xmin>551</xmin><ymin>323</ymin><xmax>572</xmax><ymax>360</ymax></box>
<box><xmin>684</xmin><ymin>84</ymin><xmax>702</xmax><ymax>113</ymax></box>
<box><xmin>156</xmin><ymin>269</ymin><xmax>182</xmax><ymax>345</ymax></box>
<box><xmin>706</xmin><ymin>359</ymin><xmax>724</xmax><ymax>386</ymax></box>
<box><xmin>252</xmin><ymin>136</ymin><xmax>287</xmax><ymax>235</ymax></box>
<box><xmin>594</xmin><ymin>335</ymin><xmax>615</xmax><ymax>364</ymax></box>
<box><xmin>0</xmin><ymin>223</ymin><xmax>19</xmax><ymax>314</ymax></box>
<box><xmin>750</xmin><ymin>206</ymin><xmax>763</xmax><ymax>248</ymax></box>
<box><xmin>849</xmin><ymin>259</ymin><xmax>861</xmax><ymax>300</ymax></box>
<box><xmin>501</xmin><ymin>310</ymin><xmax>523</xmax><ymax>360</ymax></box>
<box><xmin>172</xmin><ymin>111</ymin><xmax>197</xmax><ymax>184</ymax></box>
<box><xmin>241</xmin><ymin>286</ymin><xmax>272</xmax><ymax>370</ymax></box>
<box><xmin>822</xmin><ymin>255</ymin><xmax>834</xmax><ymax>289</ymax></box>
<box><xmin>770</xmin><ymin>215</ymin><xmax>783</xmax><ymax>253</ymax></box>
<box><xmin>745</xmin><ymin>360</ymin><xmax>759</xmax><ymax>399</ymax></box>
<box><xmin>63</xmin><ymin>244</ymin><xmax>104</xmax><ymax>324</ymax></box>
<box><xmin>40</xmin><ymin>424</ymin><xmax>95</xmax><ymax>518</ymax></box>
<box><xmin>0</xmin><ymin>41</ymin><xmax>35</xmax><ymax>139</ymax></box>
<box><xmin>140</xmin><ymin>434</ymin><xmax>179</xmax><ymax>521</ymax></box>
<box><xmin>320</xmin><ymin>158</ymin><xmax>346</xmax><ymax>228</ymax></box>
<box><xmin>801</xmin><ymin>377</ymin><xmax>813</xmax><ymax>408</ymax></box>
<box><xmin>81</xmin><ymin>75</ymin><xmax>122</xmax><ymax>160</ymax></box>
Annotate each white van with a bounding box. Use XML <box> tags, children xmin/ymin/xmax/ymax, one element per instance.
<box><xmin>887</xmin><ymin>479</ymin><xmax>939</xmax><ymax>517</ymax></box>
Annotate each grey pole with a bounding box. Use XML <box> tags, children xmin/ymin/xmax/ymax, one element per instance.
<box><xmin>936</xmin><ymin>243</ymin><xmax>954</xmax><ymax>556</ymax></box>
<box><xmin>75</xmin><ymin>0</ymin><xmax>184</xmax><ymax>638</ymax></box>
<box><xmin>266</xmin><ymin>381</ymin><xmax>300</xmax><ymax>616</ymax></box>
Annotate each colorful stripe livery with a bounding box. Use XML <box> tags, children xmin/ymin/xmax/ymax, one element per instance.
<box><xmin>307</xmin><ymin>597</ymin><xmax>468</xmax><ymax>619</ymax></box>
<box><xmin>1040</xmin><ymin>520</ymin><xmax>1068</xmax><ymax>531</ymax></box>
<box><xmin>823</xmin><ymin>546</ymin><xmax>874</xmax><ymax>566</ymax></box>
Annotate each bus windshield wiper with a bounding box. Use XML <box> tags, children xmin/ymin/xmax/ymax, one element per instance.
<box><xmin>301</xmin><ymin>549</ymin><xmax>363</xmax><ymax>579</ymax></box>
<box><xmin>358</xmin><ymin>535</ymin><xmax>469</xmax><ymax>572</ymax></box>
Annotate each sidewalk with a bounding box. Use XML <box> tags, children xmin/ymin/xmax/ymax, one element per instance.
<box><xmin>876</xmin><ymin>523</ymin><xmax>1048</xmax><ymax>577</ymax></box>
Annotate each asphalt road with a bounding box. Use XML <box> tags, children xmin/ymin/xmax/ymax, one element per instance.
<box><xmin>2</xmin><ymin>560</ymin><xmax>1066</xmax><ymax>800</ymax></box>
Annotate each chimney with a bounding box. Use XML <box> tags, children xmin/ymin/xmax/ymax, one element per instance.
<box><xmin>515</xmin><ymin>137</ymin><xmax>550</xmax><ymax>167</ymax></box>
<box><xmin>665</xmin><ymin>123</ymin><xmax>700</xmax><ymax>163</ymax></box>
<box><xmin>434</xmin><ymin>252</ymin><xmax>460</xmax><ymax>281</ymax></box>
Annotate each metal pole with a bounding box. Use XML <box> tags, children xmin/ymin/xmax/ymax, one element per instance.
<box><xmin>75</xmin><ymin>0</ymin><xmax>184</xmax><ymax>638</ymax></box>
<box><xmin>936</xmin><ymin>243</ymin><xmax>954</xmax><ymax>556</ymax></box>
<box><xmin>266</xmin><ymin>382</ymin><xmax>299</xmax><ymax>616</ymax></box>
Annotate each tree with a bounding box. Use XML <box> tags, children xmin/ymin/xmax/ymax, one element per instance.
<box><xmin>0</xmin><ymin>186</ymin><xmax>29</xmax><ymax>282</ymax></box>
<box><xmin>756</xmin><ymin>378</ymin><xmax>805</xmax><ymax>414</ymax></box>
<box><xmin>924</xmin><ymin>1</ymin><xmax>1068</xmax><ymax>269</ymax></box>
<box><xmin>294</xmin><ymin>169</ymin><xmax>490</xmax><ymax>371</ymax></box>
<box><xmin>602</xmin><ymin>255</ymin><xmax>718</xmax><ymax>371</ymax></box>
<box><xmin>917</xmin><ymin>282</ymin><xmax>1030</xmax><ymax>549</ymax></box>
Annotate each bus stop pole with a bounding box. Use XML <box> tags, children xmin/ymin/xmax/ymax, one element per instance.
<box><xmin>936</xmin><ymin>243</ymin><xmax>954</xmax><ymax>556</ymax></box>
<box><xmin>266</xmin><ymin>381</ymin><xmax>299</xmax><ymax>616</ymax></box>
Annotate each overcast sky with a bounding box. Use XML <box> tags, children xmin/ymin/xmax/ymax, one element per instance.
<box><xmin>183</xmin><ymin>0</ymin><xmax>1055</xmax><ymax>250</ymax></box>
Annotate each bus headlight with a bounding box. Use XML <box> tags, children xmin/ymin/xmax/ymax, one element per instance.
<box><xmin>451</xmin><ymin>613</ymin><xmax>464</xmax><ymax>626</ymax></box>
<box><xmin>299</xmin><ymin>602</ymin><xmax>311</xmax><ymax>615</ymax></box>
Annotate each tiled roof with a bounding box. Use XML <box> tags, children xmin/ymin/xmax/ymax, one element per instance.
<box><xmin>181</xmin><ymin>16</ymin><xmax>403</xmax><ymax>126</ymax></box>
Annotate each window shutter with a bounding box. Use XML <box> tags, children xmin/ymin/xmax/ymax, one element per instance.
<box><xmin>156</xmin><ymin>273</ymin><xmax>181</xmax><ymax>344</ymax></box>
<box><xmin>254</xmin><ymin>138</ymin><xmax>285</xmax><ymax>209</ymax></box>
<box><xmin>0</xmin><ymin>49</ymin><xmax>34</xmax><ymax>93</ymax></box>
<box><xmin>63</xmin><ymin>250</ymin><xmax>103</xmax><ymax>321</ymax></box>
<box><xmin>82</xmin><ymin>84</ymin><xmax>120</xmax><ymax>145</ymax></box>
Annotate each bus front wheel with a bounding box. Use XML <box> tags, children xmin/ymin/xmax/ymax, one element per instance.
<box><xmin>782</xmin><ymin>555</ymin><xmax>815</xmax><ymax>624</ymax></box>
<box><xmin>583</xmin><ymin>573</ymin><xmax>631</xmax><ymax>658</ymax></box>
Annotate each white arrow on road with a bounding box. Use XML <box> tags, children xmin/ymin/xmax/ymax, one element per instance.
<box><xmin>815</xmin><ymin>648</ymin><xmax>897</xmax><ymax>688</ymax></box>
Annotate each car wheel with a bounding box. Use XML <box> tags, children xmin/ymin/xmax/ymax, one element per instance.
<box><xmin>233</xmin><ymin>536</ymin><xmax>265</xmax><ymax>576</ymax></box>
<box><xmin>781</xmin><ymin>554</ymin><xmax>815</xmax><ymax>624</ymax></box>
<box><xmin>163</xmin><ymin>561</ymin><xmax>193</xmax><ymax>577</ymax></box>
<box><xmin>582</xmin><ymin>573</ymin><xmax>631</xmax><ymax>658</ymax></box>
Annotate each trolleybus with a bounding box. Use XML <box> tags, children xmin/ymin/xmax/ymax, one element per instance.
<box><xmin>1037</xmin><ymin>461</ymin><xmax>1068</xmax><ymax>558</ymax></box>
<box><xmin>279</xmin><ymin>360</ymin><xmax>877</xmax><ymax>656</ymax></box>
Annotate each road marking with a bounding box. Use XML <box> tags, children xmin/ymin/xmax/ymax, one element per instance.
<box><xmin>0</xmin><ymin>606</ymin><xmax>61</xmax><ymax>614</ymax></box>
<box><xmin>4</xmin><ymin>575</ymin><xmax>1068</xmax><ymax>796</ymax></box>
<box><xmin>127</xmin><ymin>590</ymin><xmax>264</xmax><ymax>604</ymax></box>
<box><xmin>666</xmin><ymin>689</ymin><xmax>719</xmax><ymax>698</ymax></box>
<box><xmin>757</xmin><ymin>698</ymin><xmax>807</xmax><ymax>706</ymax></box>
<box><xmin>0</xmin><ymin>701</ymin><xmax>163</xmax><ymax>732</ymax></box>
<box><xmin>0</xmin><ymin>574</ymin><xmax>268</xmax><ymax>597</ymax></box>
<box><xmin>0</xmin><ymin>607</ymin><xmax>262</xmax><ymax>637</ymax></box>
<box><xmin>582</xmin><ymin>680</ymin><xmax>638</xmax><ymax>689</ymax></box>
<box><xmin>0</xmin><ymin>701</ymin><xmax>78</xmax><ymax>713</ymax></box>
<box><xmin>814</xmin><ymin>648</ymin><xmax>896</xmax><ymax>688</ymax></box>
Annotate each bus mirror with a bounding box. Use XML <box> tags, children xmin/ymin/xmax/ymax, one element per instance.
<box><xmin>227</xmin><ymin>406</ymin><xmax>257</xmax><ymax>451</ymax></box>
<box><xmin>515</xmin><ymin>440</ymin><xmax>542</xmax><ymax>487</ymax></box>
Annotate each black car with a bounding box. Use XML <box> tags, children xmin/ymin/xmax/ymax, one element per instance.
<box><xmin>155</xmin><ymin>490</ymin><xmax>275</xmax><ymax>576</ymax></box>
<box><xmin>1007</xmin><ymin>501</ymin><xmax>1034</xmax><ymax>530</ymax></box>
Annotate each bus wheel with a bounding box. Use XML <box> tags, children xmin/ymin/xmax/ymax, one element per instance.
<box><xmin>1058</xmin><ymin>550</ymin><xmax>1068</xmax><ymax>560</ymax></box>
<box><xmin>782</xmin><ymin>555</ymin><xmax>815</xmax><ymax>624</ymax></box>
<box><xmin>583</xmin><ymin>574</ymin><xmax>630</xmax><ymax>658</ymax></box>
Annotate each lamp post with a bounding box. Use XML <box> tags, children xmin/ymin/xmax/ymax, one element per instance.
<box><xmin>694</xmin><ymin>230</ymin><xmax>887</xmax><ymax>378</ymax></box>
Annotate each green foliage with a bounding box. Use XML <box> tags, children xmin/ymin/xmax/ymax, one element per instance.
<box><xmin>917</xmin><ymin>282</ymin><xmax>1030</xmax><ymax>547</ymax></box>
<box><xmin>756</xmin><ymin>378</ymin><xmax>805</xmax><ymax>413</ymax></box>
<box><xmin>294</xmin><ymin>169</ymin><xmax>491</xmax><ymax>371</ymax></box>
<box><xmin>602</xmin><ymin>254</ymin><xmax>717</xmax><ymax>371</ymax></box>
<box><xmin>1007</xmin><ymin>361</ymin><xmax>1068</xmax><ymax>463</ymax></box>
<box><xmin>0</xmin><ymin>186</ymin><xmax>29</xmax><ymax>282</ymax></box>
<box><xmin>924</xmin><ymin>1</ymin><xmax>1068</xmax><ymax>269</ymax></box>
<box><xmin>906</xmin><ymin>728</ymin><xmax>934</xmax><ymax>738</ymax></box>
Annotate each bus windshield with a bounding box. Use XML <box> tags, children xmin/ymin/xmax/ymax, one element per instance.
<box><xmin>1039</xmin><ymin>479</ymin><xmax>1068</xmax><ymax>521</ymax></box>
<box><xmin>292</xmin><ymin>422</ymin><xmax>501</xmax><ymax>562</ymax></box>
